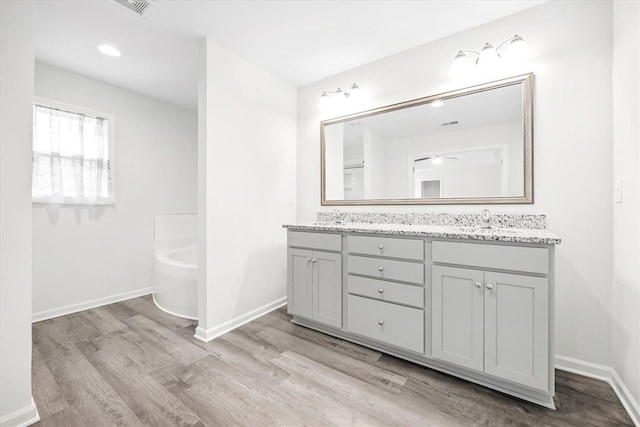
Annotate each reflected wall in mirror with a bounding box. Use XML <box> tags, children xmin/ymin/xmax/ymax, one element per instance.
<box><xmin>321</xmin><ymin>73</ymin><xmax>533</xmax><ymax>205</ymax></box>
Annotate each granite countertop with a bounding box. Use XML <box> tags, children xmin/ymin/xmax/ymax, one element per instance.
<box><xmin>283</xmin><ymin>222</ymin><xmax>561</xmax><ymax>245</ymax></box>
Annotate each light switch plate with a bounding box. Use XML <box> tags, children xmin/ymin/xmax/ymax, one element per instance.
<box><xmin>615</xmin><ymin>179</ymin><xmax>623</xmax><ymax>203</ymax></box>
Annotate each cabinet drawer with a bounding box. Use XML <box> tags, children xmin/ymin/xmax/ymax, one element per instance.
<box><xmin>348</xmin><ymin>235</ymin><xmax>424</xmax><ymax>260</ymax></box>
<box><xmin>348</xmin><ymin>255</ymin><xmax>424</xmax><ymax>284</ymax></box>
<box><xmin>347</xmin><ymin>295</ymin><xmax>424</xmax><ymax>353</ymax></box>
<box><xmin>348</xmin><ymin>275</ymin><xmax>424</xmax><ymax>308</ymax></box>
<box><xmin>288</xmin><ymin>231</ymin><xmax>341</xmax><ymax>252</ymax></box>
<box><xmin>432</xmin><ymin>241</ymin><xmax>549</xmax><ymax>275</ymax></box>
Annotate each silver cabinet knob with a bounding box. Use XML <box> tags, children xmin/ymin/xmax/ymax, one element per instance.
<box><xmin>486</xmin><ymin>283</ymin><xmax>494</xmax><ymax>290</ymax></box>
<box><xmin>311</xmin><ymin>258</ymin><xmax>317</xmax><ymax>263</ymax></box>
<box><xmin>378</xmin><ymin>267</ymin><xmax>384</xmax><ymax>272</ymax></box>
<box><xmin>378</xmin><ymin>288</ymin><xmax>384</xmax><ymax>294</ymax></box>
<box><xmin>306</xmin><ymin>258</ymin><xmax>312</xmax><ymax>263</ymax></box>
<box><xmin>378</xmin><ymin>320</ymin><xmax>384</xmax><ymax>326</ymax></box>
<box><xmin>475</xmin><ymin>282</ymin><xmax>482</xmax><ymax>288</ymax></box>
<box><xmin>378</xmin><ymin>244</ymin><xmax>384</xmax><ymax>250</ymax></box>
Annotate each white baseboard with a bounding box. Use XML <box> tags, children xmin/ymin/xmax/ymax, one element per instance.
<box><xmin>194</xmin><ymin>296</ymin><xmax>287</xmax><ymax>342</ymax></box>
<box><xmin>0</xmin><ymin>397</ymin><xmax>40</xmax><ymax>427</ymax></box>
<box><xmin>32</xmin><ymin>287</ymin><xmax>153</xmax><ymax>323</ymax></box>
<box><xmin>556</xmin><ymin>355</ymin><xmax>639</xmax><ymax>426</ymax></box>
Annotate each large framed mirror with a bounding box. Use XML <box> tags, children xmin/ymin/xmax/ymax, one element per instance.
<box><xmin>321</xmin><ymin>73</ymin><xmax>533</xmax><ymax>205</ymax></box>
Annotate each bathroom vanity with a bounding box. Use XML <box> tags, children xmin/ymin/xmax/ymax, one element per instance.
<box><xmin>284</xmin><ymin>213</ymin><xmax>561</xmax><ymax>409</ymax></box>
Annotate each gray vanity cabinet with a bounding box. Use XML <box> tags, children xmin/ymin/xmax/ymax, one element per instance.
<box><xmin>285</xmin><ymin>227</ymin><xmax>557</xmax><ymax>408</ymax></box>
<box><xmin>431</xmin><ymin>265</ymin><xmax>484</xmax><ymax>372</ymax></box>
<box><xmin>432</xmin><ymin>241</ymin><xmax>550</xmax><ymax>392</ymax></box>
<box><xmin>346</xmin><ymin>235</ymin><xmax>425</xmax><ymax>354</ymax></box>
<box><xmin>287</xmin><ymin>232</ymin><xmax>342</xmax><ymax>328</ymax></box>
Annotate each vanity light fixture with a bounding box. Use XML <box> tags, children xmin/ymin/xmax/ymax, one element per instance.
<box><xmin>451</xmin><ymin>34</ymin><xmax>528</xmax><ymax>75</ymax></box>
<box><xmin>318</xmin><ymin>83</ymin><xmax>360</xmax><ymax>108</ymax></box>
<box><xmin>98</xmin><ymin>44</ymin><xmax>122</xmax><ymax>57</ymax></box>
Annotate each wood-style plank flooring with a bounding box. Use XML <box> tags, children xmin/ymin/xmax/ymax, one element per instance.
<box><xmin>32</xmin><ymin>295</ymin><xmax>634</xmax><ymax>426</ymax></box>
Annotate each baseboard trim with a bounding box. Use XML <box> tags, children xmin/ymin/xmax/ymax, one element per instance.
<box><xmin>32</xmin><ymin>287</ymin><xmax>153</xmax><ymax>323</ymax></box>
<box><xmin>194</xmin><ymin>297</ymin><xmax>287</xmax><ymax>342</ymax></box>
<box><xmin>556</xmin><ymin>355</ymin><xmax>639</xmax><ymax>426</ymax></box>
<box><xmin>0</xmin><ymin>396</ymin><xmax>40</xmax><ymax>427</ymax></box>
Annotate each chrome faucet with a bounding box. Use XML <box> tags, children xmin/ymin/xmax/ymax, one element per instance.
<box><xmin>333</xmin><ymin>208</ymin><xmax>344</xmax><ymax>224</ymax></box>
<box><xmin>480</xmin><ymin>209</ymin><xmax>492</xmax><ymax>229</ymax></box>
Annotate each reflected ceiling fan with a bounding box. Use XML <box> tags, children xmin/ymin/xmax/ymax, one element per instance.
<box><xmin>414</xmin><ymin>155</ymin><xmax>458</xmax><ymax>165</ymax></box>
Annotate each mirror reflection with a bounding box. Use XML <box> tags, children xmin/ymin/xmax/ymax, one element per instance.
<box><xmin>322</xmin><ymin>74</ymin><xmax>532</xmax><ymax>205</ymax></box>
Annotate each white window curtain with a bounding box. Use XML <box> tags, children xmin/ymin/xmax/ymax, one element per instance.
<box><xmin>32</xmin><ymin>104</ymin><xmax>114</xmax><ymax>205</ymax></box>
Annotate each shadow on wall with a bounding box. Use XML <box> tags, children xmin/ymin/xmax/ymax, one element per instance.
<box><xmin>33</xmin><ymin>203</ymin><xmax>115</xmax><ymax>224</ymax></box>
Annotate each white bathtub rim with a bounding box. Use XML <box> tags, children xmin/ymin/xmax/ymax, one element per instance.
<box><xmin>155</xmin><ymin>245</ymin><xmax>198</xmax><ymax>270</ymax></box>
<box><xmin>152</xmin><ymin>293</ymin><xmax>198</xmax><ymax>321</ymax></box>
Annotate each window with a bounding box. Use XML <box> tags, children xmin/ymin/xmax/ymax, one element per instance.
<box><xmin>32</xmin><ymin>102</ymin><xmax>114</xmax><ymax>205</ymax></box>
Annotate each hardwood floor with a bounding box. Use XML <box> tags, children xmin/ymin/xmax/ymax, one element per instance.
<box><xmin>32</xmin><ymin>296</ymin><xmax>633</xmax><ymax>426</ymax></box>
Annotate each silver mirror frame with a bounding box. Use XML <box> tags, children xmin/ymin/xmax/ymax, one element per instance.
<box><xmin>320</xmin><ymin>73</ymin><xmax>533</xmax><ymax>206</ymax></box>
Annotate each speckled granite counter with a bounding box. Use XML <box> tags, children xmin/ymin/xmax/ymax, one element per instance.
<box><xmin>283</xmin><ymin>222</ymin><xmax>560</xmax><ymax>245</ymax></box>
<box><xmin>284</xmin><ymin>212</ymin><xmax>561</xmax><ymax>245</ymax></box>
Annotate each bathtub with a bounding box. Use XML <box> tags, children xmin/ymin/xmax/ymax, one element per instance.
<box><xmin>151</xmin><ymin>243</ymin><xmax>198</xmax><ymax>320</ymax></box>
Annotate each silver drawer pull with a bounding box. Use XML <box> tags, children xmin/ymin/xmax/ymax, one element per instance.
<box><xmin>311</xmin><ymin>258</ymin><xmax>317</xmax><ymax>263</ymax></box>
<box><xmin>378</xmin><ymin>267</ymin><xmax>384</xmax><ymax>272</ymax></box>
<box><xmin>474</xmin><ymin>281</ymin><xmax>482</xmax><ymax>288</ymax></box>
<box><xmin>306</xmin><ymin>258</ymin><xmax>312</xmax><ymax>263</ymax></box>
<box><xmin>378</xmin><ymin>320</ymin><xmax>384</xmax><ymax>326</ymax></box>
<box><xmin>378</xmin><ymin>244</ymin><xmax>384</xmax><ymax>250</ymax></box>
<box><xmin>486</xmin><ymin>283</ymin><xmax>494</xmax><ymax>290</ymax></box>
<box><xmin>378</xmin><ymin>288</ymin><xmax>384</xmax><ymax>294</ymax></box>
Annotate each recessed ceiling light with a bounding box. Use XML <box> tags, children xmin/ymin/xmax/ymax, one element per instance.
<box><xmin>98</xmin><ymin>44</ymin><xmax>122</xmax><ymax>57</ymax></box>
<box><xmin>431</xmin><ymin>100</ymin><xmax>444</xmax><ymax>108</ymax></box>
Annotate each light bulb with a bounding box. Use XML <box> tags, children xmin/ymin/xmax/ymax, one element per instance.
<box><xmin>98</xmin><ymin>44</ymin><xmax>122</xmax><ymax>57</ymax></box>
<box><xmin>431</xmin><ymin>100</ymin><xmax>444</xmax><ymax>108</ymax></box>
<box><xmin>478</xmin><ymin>43</ymin><xmax>499</xmax><ymax>66</ymax></box>
<box><xmin>506</xmin><ymin>35</ymin><xmax>530</xmax><ymax>61</ymax></box>
<box><xmin>333</xmin><ymin>88</ymin><xmax>347</xmax><ymax>107</ymax></box>
<box><xmin>318</xmin><ymin>92</ymin><xmax>330</xmax><ymax>110</ymax></box>
<box><xmin>431</xmin><ymin>156</ymin><xmax>443</xmax><ymax>165</ymax></box>
<box><xmin>450</xmin><ymin>51</ymin><xmax>474</xmax><ymax>77</ymax></box>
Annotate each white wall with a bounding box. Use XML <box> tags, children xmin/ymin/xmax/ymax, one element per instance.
<box><xmin>32</xmin><ymin>63</ymin><xmax>197</xmax><ymax>320</ymax></box>
<box><xmin>324</xmin><ymin>123</ymin><xmax>344</xmax><ymax>200</ymax></box>
<box><xmin>298</xmin><ymin>0</ymin><xmax>614</xmax><ymax>368</ymax></box>
<box><xmin>612</xmin><ymin>0</ymin><xmax>640</xmax><ymax>414</ymax></box>
<box><xmin>386</xmin><ymin>122</ymin><xmax>521</xmax><ymax>198</ymax></box>
<box><xmin>0</xmin><ymin>2</ymin><xmax>39</xmax><ymax>426</ymax></box>
<box><xmin>363</xmin><ymin>128</ymin><xmax>388</xmax><ymax>199</ymax></box>
<box><xmin>196</xmin><ymin>39</ymin><xmax>297</xmax><ymax>340</ymax></box>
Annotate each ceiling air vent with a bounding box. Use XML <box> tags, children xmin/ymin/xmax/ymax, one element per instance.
<box><xmin>111</xmin><ymin>0</ymin><xmax>157</xmax><ymax>18</ymax></box>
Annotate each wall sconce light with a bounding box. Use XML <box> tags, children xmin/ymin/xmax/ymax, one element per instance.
<box><xmin>318</xmin><ymin>83</ymin><xmax>360</xmax><ymax>109</ymax></box>
<box><xmin>451</xmin><ymin>34</ymin><xmax>529</xmax><ymax>76</ymax></box>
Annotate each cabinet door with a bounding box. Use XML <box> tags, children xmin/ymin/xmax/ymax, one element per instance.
<box><xmin>287</xmin><ymin>248</ymin><xmax>313</xmax><ymax>319</ymax></box>
<box><xmin>432</xmin><ymin>265</ymin><xmax>484</xmax><ymax>372</ymax></box>
<box><xmin>313</xmin><ymin>251</ymin><xmax>342</xmax><ymax>328</ymax></box>
<box><xmin>484</xmin><ymin>272</ymin><xmax>549</xmax><ymax>391</ymax></box>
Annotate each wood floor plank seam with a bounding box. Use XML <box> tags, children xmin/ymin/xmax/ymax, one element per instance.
<box><xmin>32</xmin><ymin>298</ymin><xmax>635</xmax><ymax>427</ymax></box>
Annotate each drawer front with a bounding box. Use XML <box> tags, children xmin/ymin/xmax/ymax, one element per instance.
<box><xmin>348</xmin><ymin>255</ymin><xmax>424</xmax><ymax>284</ymax></box>
<box><xmin>347</xmin><ymin>295</ymin><xmax>424</xmax><ymax>353</ymax></box>
<box><xmin>432</xmin><ymin>241</ymin><xmax>549</xmax><ymax>275</ymax></box>
<box><xmin>348</xmin><ymin>235</ymin><xmax>424</xmax><ymax>260</ymax></box>
<box><xmin>348</xmin><ymin>275</ymin><xmax>424</xmax><ymax>308</ymax></box>
<box><xmin>288</xmin><ymin>231</ymin><xmax>341</xmax><ymax>252</ymax></box>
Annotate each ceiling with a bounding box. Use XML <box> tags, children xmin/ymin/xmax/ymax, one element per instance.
<box><xmin>34</xmin><ymin>0</ymin><xmax>545</xmax><ymax>111</ymax></box>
